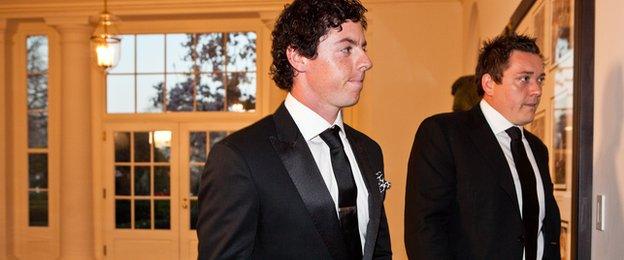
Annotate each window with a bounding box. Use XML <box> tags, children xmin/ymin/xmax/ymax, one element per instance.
<box><xmin>113</xmin><ymin>131</ymin><xmax>172</xmax><ymax>230</ymax></box>
<box><xmin>106</xmin><ymin>32</ymin><xmax>257</xmax><ymax>114</ymax></box>
<box><xmin>26</xmin><ymin>35</ymin><xmax>49</xmax><ymax>227</ymax></box>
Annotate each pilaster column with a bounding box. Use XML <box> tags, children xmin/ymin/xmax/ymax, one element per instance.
<box><xmin>45</xmin><ymin>16</ymin><xmax>94</xmax><ymax>260</ymax></box>
<box><xmin>0</xmin><ymin>18</ymin><xmax>8</xmax><ymax>259</ymax></box>
<box><xmin>258</xmin><ymin>11</ymin><xmax>284</xmax><ymax>114</ymax></box>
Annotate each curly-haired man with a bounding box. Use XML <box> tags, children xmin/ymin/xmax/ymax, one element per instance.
<box><xmin>197</xmin><ymin>0</ymin><xmax>392</xmax><ymax>259</ymax></box>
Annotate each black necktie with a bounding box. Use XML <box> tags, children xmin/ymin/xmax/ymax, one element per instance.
<box><xmin>506</xmin><ymin>126</ymin><xmax>539</xmax><ymax>260</ymax></box>
<box><xmin>319</xmin><ymin>125</ymin><xmax>362</xmax><ymax>259</ymax></box>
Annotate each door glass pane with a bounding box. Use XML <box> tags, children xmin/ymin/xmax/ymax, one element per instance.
<box><xmin>153</xmin><ymin>131</ymin><xmax>171</xmax><ymax>162</ymax></box>
<box><xmin>154</xmin><ymin>166</ymin><xmax>170</xmax><ymax>196</ymax></box>
<box><xmin>134</xmin><ymin>132</ymin><xmax>150</xmax><ymax>162</ymax></box>
<box><xmin>115</xmin><ymin>199</ymin><xmax>131</xmax><ymax>229</ymax></box>
<box><xmin>114</xmin><ymin>132</ymin><xmax>131</xmax><ymax>162</ymax></box>
<box><xmin>166</xmin><ymin>34</ymin><xmax>193</xmax><ymax>73</ymax></box>
<box><xmin>134</xmin><ymin>166</ymin><xmax>151</xmax><ymax>196</ymax></box>
<box><xmin>209</xmin><ymin>131</ymin><xmax>228</xmax><ymax>148</ymax></box>
<box><xmin>190</xmin><ymin>200</ymin><xmax>198</xmax><ymax>230</ymax></box>
<box><xmin>134</xmin><ymin>200</ymin><xmax>151</xmax><ymax>229</ymax></box>
<box><xmin>154</xmin><ymin>200</ymin><xmax>170</xmax><ymax>229</ymax></box>
<box><xmin>190</xmin><ymin>165</ymin><xmax>202</xmax><ymax>197</ymax></box>
<box><xmin>189</xmin><ymin>132</ymin><xmax>206</xmax><ymax>163</ymax></box>
<box><xmin>115</xmin><ymin>166</ymin><xmax>131</xmax><ymax>196</ymax></box>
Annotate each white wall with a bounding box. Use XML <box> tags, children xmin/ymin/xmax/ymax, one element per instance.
<box><xmin>461</xmin><ymin>0</ymin><xmax>521</xmax><ymax>74</ymax></box>
<box><xmin>360</xmin><ymin>2</ymin><xmax>463</xmax><ymax>258</ymax></box>
<box><xmin>592</xmin><ymin>0</ymin><xmax>624</xmax><ymax>258</ymax></box>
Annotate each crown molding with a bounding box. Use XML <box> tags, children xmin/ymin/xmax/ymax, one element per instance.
<box><xmin>0</xmin><ymin>0</ymin><xmax>289</xmax><ymax>19</ymax></box>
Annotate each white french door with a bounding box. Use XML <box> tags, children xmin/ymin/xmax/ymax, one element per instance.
<box><xmin>103</xmin><ymin>122</ymin><xmax>244</xmax><ymax>259</ymax></box>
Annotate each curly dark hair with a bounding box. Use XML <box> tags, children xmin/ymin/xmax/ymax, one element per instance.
<box><xmin>270</xmin><ymin>0</ymin><xmax>368</xmax><ymax>91</ymax></box>
<box><xmin>475</xmin><ymin>33</ymin><xmax>543</xmax><ymax>96</ymax></box>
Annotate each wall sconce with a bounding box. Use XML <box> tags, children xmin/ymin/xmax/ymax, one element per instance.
<box><xmin>91</xmin><ymin>0</ymin><xmax>121</xmax><ymax>70</ymax></box>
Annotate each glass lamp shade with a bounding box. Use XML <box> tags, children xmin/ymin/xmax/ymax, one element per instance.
<box><xmin>92</xmin><ymin>35</ymin><xmax>121</xmax><ymax>69</ymax></box>
<box><xmin>91</xmin><ymin>11</ymin><xmax>121</xmax><ymax>70</ymax></box>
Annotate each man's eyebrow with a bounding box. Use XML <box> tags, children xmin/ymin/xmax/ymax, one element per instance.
<box><xmin>337</xmin><ymin>37</ymin><xmax>367</xmax><ymax>47</ymax></box>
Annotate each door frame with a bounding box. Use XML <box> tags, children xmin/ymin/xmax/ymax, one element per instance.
<box><xmin>507</xmin><ymin>0</ymin><xmax>595</xmax><ymax>259</ymax></box>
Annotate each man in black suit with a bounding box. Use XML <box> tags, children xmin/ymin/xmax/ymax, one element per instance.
<box><xmin>196</xmin><ymin>0</ymin><xmax>392</xmax><ymax>259</ymax></box>
<box><xmin>405</xmin><ymin>34</ymin><xmax>561</xmax><ymax>259</ymax></box>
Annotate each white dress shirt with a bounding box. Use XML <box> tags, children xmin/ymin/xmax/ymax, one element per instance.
<box><xmin>284</xmin><ymin>93</ymin><xmax>370</xmax><ymax>253</ymax></box>
<box><xmin>480</xmin><ymin>100</ymin><xmax>546</xmax><ymax>260</ymax></box>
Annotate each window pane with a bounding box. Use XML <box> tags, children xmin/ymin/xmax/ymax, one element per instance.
<box><xmin>27</xmin><ymin>75</ymin><xmax>48</xmax><ymax>110</ymax></box>
<box><xmin>154</xmin><ymin>166</ymin><xmax>170</xmax><ymax>196</ymax></box>
<box><xmin>189</xmin><ymin>132</ymin><xmax>206</xmax><ymax>162</ymax></box>
<box><xmin>226</xmin><ymin>72</ymin><xmax>256</xmax><ymax>112</ymax></box>
<box><xmin>28</xmin><ymin>154</ymin><xmax>48</xmax><ymax>189</ymax></box>
<box><xmin>197</xmin><ymin>33</ymin><xmax>225</xmax><ymax>72</ymax></box>
<box><xmin>154</xmin><ymin>200</ymin><xmax>170</xmax><ymax>229</ymax></box>
<box><xmin>166</xmin><ymin>34</ymin><xmax>194</xmax><ymax>73</ymax></box>
<box><xmin>26</xmin><ymin>36</ymin><xmax>48</xmax><ymax>73</ymax></box>
<box><xmin>109</xmin><ymin>35</ymin><xmax>135</xmax><ymax>74</ymax></box>
<box><xmin>134</xmin><ymin>200</ymin><xmax>151</xmax><ymax>229</ymax></box>
<box><xmin>115</xmin><ymin>199</ymin><xmax>131</xmax><ymax>229</ymax></box>
<box><xmin>136</xmin><ymin>34</ymin><xmax>164</xmax><ymax>73</ymax></box>
<box><xmin>107</xmin><ymin>75</ymin><xmax>135</xmax><ymax>113</ymax></box>
<box><xmin>190</xmin><ymin>199</ymin><xmax>198</xmax><ymax>230</ymax></box>
<box><xmin>134</xmin><ymin>166</ymin><xmax>151</xmax><ymax>196</ymax></box>
<box><xmin>29</xmin><ymin>190</ymin><xmax>48</xmax><ymax>226</ymax></box>
<box><xmin>166</xmin><ymin>73</ymin><xmax>195</xmax><ymax>112</ymax></box>
<box><xmin>137</xmin><ymin>75</ymin><xmax>164</xmax><ymax>113</ymax></box>
<box><xmin>190</xmin><ymin>165</ymin><xmax>202</xmax><ymax>197</ymax></box>
<box><xmin>134</xmin><ymin>132</ymin><xmax>150</xmax><ymax>162</ymax></box>
<box><xmin>226</xmin><ymin>32</ymin><xmax>257</xmax><ymax>72</ymax></box>
<box><xmin>28</xmin><ymin>110</ymin><xmax>48</xmax><ymax>148</ymax></box>
<box><xmin>209</xmin><ymin>131</ymin><xmax>228</xmax><ymax>149</ymax></box>
<box><xmin>153</xmin><ymin>130</ymin><xmax>171</xmax><ymax>162</ymax></box>
<box><xmin>114</xmin><ymin>132</ymin><xmax>131</xmax><ymax>162</ymax></box>
<box><xmin>196</xmin><ymin>73</ymin><xmax>225</xmax><ymax>111</ymax></box>
<box><xmin>115</xmin><ymin>166</ymin><xmax>131</xmax><ymax>196</ymax></box>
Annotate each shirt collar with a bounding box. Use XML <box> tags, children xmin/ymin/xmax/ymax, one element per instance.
<box><xmin>479</xmin><ymin>99</ymin><xmax>524</xmax><ymax>136</ymax></box>
<box><xmin>284</xmin><ymin>93</ymin><xmax>344</xmax><ymax>141</ymax></box>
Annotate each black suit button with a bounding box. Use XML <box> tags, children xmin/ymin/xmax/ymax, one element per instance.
<box><xmin>517</xmin><ymin>235</ymin><xmax>525</xmax><ymax>245</ymax></box>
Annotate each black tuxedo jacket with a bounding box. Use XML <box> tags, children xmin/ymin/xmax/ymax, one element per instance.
<box><xmin>404</xmin><ymin>105</ymin><xmax>561</xmax><ymax>260</ymax></box>
<box><xmin>197</xmin><ymin>104</ymin><xmax>392</xmax><ymax>260</ymax></box>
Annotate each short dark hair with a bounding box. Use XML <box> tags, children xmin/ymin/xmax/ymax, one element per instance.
<box><xmin>270</xmin><ymin>0</ymin><xmax>368</xmax><ymax>91</ymax></box>
<box><xmin>475</xmin><ymin>34</ymin><xmax>542</xmax><ymax>96</ymax></box>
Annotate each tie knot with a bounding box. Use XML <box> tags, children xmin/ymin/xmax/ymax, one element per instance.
<box><xmin>319</xmin><ymin>125</ymin><xmax>343</xmax><ymax>149</ymax></box>
<box><xmin>505</xmin><ymin>126</ymin><xmax>523</xmax><ymax>141</ymax></box>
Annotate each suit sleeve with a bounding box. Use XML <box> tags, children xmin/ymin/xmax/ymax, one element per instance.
<box><xmin>373</xmin><ymin>147</ymin><xmax>392</xmax><ymax>259</ymax></box>
<box><xmin>196</xmin><ymin>141</ymin><xmax>258</xmax><ymax>260</ymax></box>
<box><xmin>373</xmin><ymin>204</ymin><xmax>392</xmax><ymax>259</ymax></box>
<box><xmin>404</xmin><ymin>117</ymin><xmax>457</xmax><ymax>260</ymax></box>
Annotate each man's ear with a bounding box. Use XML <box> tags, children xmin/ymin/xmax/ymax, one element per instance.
<box><xmin>481</xmin><ymin>73</ymin><xmax>496</xmax><ymax>96</ymax></box>
<box><xmin>286</xmin><ymin>46</ymin><xmax>307</xmax><ymax>73</ymax></box>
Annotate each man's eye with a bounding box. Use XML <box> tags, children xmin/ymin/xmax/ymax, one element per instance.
<box><xmin>519</xmin><ymin>76</ymin><xmax>530</xmax><ymax>83</ymax></box>
<box><xmin>341</xmin><ymin>47</ymin><xmax>352</xmax><ymax>54</ymax></box>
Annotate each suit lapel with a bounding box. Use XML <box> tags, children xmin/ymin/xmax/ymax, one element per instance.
<box><xmin>345</xmin><ymin>126</ymin><xmax>382</xmax><ymax>260</ymax></box>
<box><xmin>467</xmin><ymin>106</ymin><xmax>521</xmax><ymax>217</ymax></box>
<box><xmin>269</xmin><ymin>104</ymin><xmax>349</xmax><ymax>259</ymax></box>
